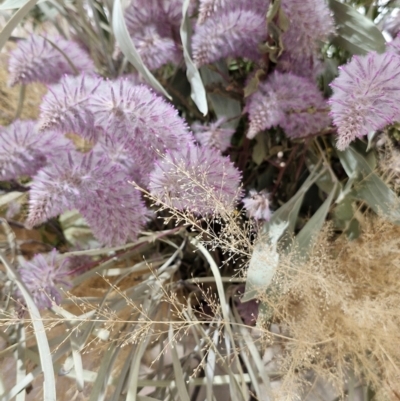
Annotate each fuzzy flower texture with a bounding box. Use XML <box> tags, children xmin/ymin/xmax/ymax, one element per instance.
<box><xmin>330</xmin><ymin>50</ymin><xmax>400</xmax><ymax>150</ymax></box>
<box><xmin>8</xmin><ymin>34</ymin><xmax>94</xmax><ymax>86</ymax></box>
<box><xmin>17</xmin><ymin>249</ymin><xmax>70</xmax><ymax>310</ymax></box>
<box><xmin>5</xmin><ymin>33</ymin><xmax>242</xmax><ymax>247</ymax></box>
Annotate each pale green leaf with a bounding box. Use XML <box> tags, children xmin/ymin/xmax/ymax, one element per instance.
<box><xmin>88</xmin><ymin>344</ymin><xmax>119</xmax><ymax>401</ymax></box>
<box><xmin>264</xmin><ymin>163</ymin><xmax>325</xmax><ymax>237</ymax></box>
<box><xmin>15</xmin><ymin>325</ymin><xmax>26</xmax><ymax>401</ymax></box>
<box><xmin>295</xmin><ymin>182</ymin><xmax>338</xmax><ymax>256</ymax></box>
<box><xmin>252</xmin><ymin>133</ymin><xmax>267</xmax><ymax>165</ymax></box>
<box><xmin>180</xmin><ymin>0</ymin><xmax>208</xmax><ymax>115</ymax></box>
<box><xmin>0</xmin><ymin>0</ymin><xmax>38</xmax><ymax>52</ymax></box>
<box><xmin>112</xmin><ymin>0</ymin><xmax>170</xmax><ymax>98</ymax></box>
<box><xmin>329</xmin><ymin>0</ymin><xmax>385</xmax><ymax>55</ymax></box>
<box><xmin>126</xmin><ymin>335</ymin><xmax>151</xmax><ymax>401</ymax></box>
<box><xmin>0</xmin><ymin>0</ymin><xmax>43</xmax><ymax>9</ymax></box>
<box><xmin>337</xmin><ymin>147</ymin><xmax>400</xmax><ymax>223</ymax></box>
<box><xmin>243</xmin><ymin>221</ymin><xmax>287</xmax><ymax>302</ymax></box>
<box><xmin>0</xmin><ymin>251</ymin><xmax>56</xmax><ymax>401</ymax></box>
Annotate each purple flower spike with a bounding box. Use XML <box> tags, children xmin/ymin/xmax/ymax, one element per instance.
<box><xmin>17</xmin><ymin>249</ymin><xmax>71</xmax><ymax>309</ymax></box>
<box><xmin>26</xmin><ymin>151</ymin><xmax>99</xmax><ymax>228</ymax></box>
<box><xmin>125</xmin><ymin>0</ymin><xmax>182</xmax><ymax>70</ymax></box>
<box><xmin>149</xmin><ymin>143</ymin><xmax>242</xmax><ymax>215</ymax></box>
<box><xmin>246</xmin><ymin>71</ymin><xmax>330</xmax><ymax>139</ymax></box>
<box><xmin>197</xmin><ymin>0</ymin><xmax>268</xmax><ymax>24</ymax></box>
<box><xmin>192</xmin><ymin>8</ymin><xmax>267</xmax><ymax>66</ymax></box>
<box><xmin>192</xmin><ymin>118</ymin><xmax>235</xmax><ymax>152</ymax></box>
<box><xmin>26</xmin><ymin>150</ymin><xmax>148</xmax><ymax>246</ymax></box>
<box><xmin>38</xmin><ymin>74</ymin><xmax>102</xmax><ymax>141</ymax></box>
<box><xmin>8</xmin><ymin>34</ymin><xmax>94</xmax><ymax>86</ymax></box>
<box><xmin>243</xmin><ymin>190</ymin><xmax>271</xmax><ymax>221</ymax></box>
<box><xmin>0</xmin><ymin>120</ymin><xmax>73</xmax><ymax>181</ymax></box>
<box><xmin>281</xmin><ymin>0</ymin><xmax>334</xmax><ymax>60</ymax></box>
<box><xmin>329</xmin><ymin>52</ymin><xmax>400</xmax><ymax>150</ymax></box>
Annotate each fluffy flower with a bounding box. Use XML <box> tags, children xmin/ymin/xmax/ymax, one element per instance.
<box><xmin>242</xmin><ymin>189</ymin><xmax>271</xmax><ymax>221</ymax></box>
<box><xmin>38</xmin><ymin>74</ymin><xmax>102</xmax><ymax>141</ymax></box>
<box><xmin>329</xmin><ymin>51</ymin><xmax>400</xmax><ymax>150</ymax></box>
<box><xmin>192</xmin><ymin>8</ymin><xmax>268</xmax><ymax>66</ymax></box>
<box><xmin>8</xmin><ymin>34</ymin><xmax>94</xmax><ymax>86</ymax></box>
<box><xmin>17</xmin><ymin>249</ymin><xmax>70</xmax><ymax>309</ymax></box>
<box><xmin>281</xmin><ymin>0</ymin><xmax>334</xmax><ymax>60</ymax></box>
<box><xmin>246</xmin><ymin>71</ymin><xmax>330</xmax><ymax>139</ymax></box>
<box><xmin>0</xmin><ymin>120</ymin><xmax>72</xmax><ymax>180</ymax></box>
<box><xmin>197</xmin><ymin>0</ymin><xmax>268</xmax><ymax>24</ymax></box>
<box><xmin>26</xmin><ymin>151</ymin><xmax>100</xmax><ymax>228</ymax></box>
<box><xmin>125</xmin><ymin>0</ymin><xmax>182</xmax><ymax>70</ymax></box>
<box><xmin>192</xmin><ymin>117</ymin><xmax>235</xmax><ymax>152</ymax></box>
<box><xmin>148</xmin><ymin>143</ymin><xmax>242</xmax><ymax>215</ymax></box>
<box><xmin>26</xmin><ymin>151</ymin><xmax>148</xmax><ymax>246</ymax></box>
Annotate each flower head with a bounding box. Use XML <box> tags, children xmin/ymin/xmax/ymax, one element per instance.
<box><xmin>38</xmin><ymin>74</ymin><xmax>102</xmax><ymax>141</ymax></box>
<box><xmin>17</xmin><ymin>249</ymin><xmax>71</xmax><ymax>309</ymax></box>
<box><xmin>246</xmin><ymin>71</ymin><xmax>330</xmax><ymax>139</ymax></box>
<box><xmin>26</xmin><ymin>150</ymin><xmax>148</xmax><ymax>246</ymax></box>
<box><xmin>0</xmin><ymin>120</ymin><xmax>73</xmax><ymax>180</ymax></box>
<box><xmin>192</xmin><ymin>8</ymin><xmax>267</xmax><ymax>66</ymax></box>
<box><xmin>8</xmin><ymin>34</ymin><xmax>94</xmax><ymax>86</ymax></box>
<box><xmin>192</xmin><ymin>117</ymin><xmax>235</xmax><ymax>152</ymax></box>
<box><xmin>197</xmin><ymin>0</ymin><xmax>268</xmax><ymax>24</ymax></box>
<box><xmin>125</xmin><ymin>0</ymin><xmax>182</xmax><ymax>70</ymax></box>
<box><xmin>149</xmin><ymin>142</ymin><xmax>242</xmax><ymax>215</ymax></box>
<box><xmin>279</xmin><ymin>0</ymin><xmax>335</xmax><ymax>78</ymax></box>
<box><xmin>242</xmin><ymin>189</ymin><xmax>271</xmax><ymax>221</ymax></box>
<box><xmin>329</xmin><ymin>51</ymin><xmax>400</xmax><ymax>150</ymax></box>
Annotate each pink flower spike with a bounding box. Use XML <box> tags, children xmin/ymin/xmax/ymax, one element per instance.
<box><xmin>192</xmin><ymin>117</ymin><xmax>235</xmax><ymax>152</ymax></box>
<box><xmin>17</xmin><ymin>249</ymin><xmax>71</xmax><ymax>310</ymax></box>
<box><xmin>0</xmin><ymin>120</ymin><xmax>73</xmax><ymax>181</ymax></box>
<box><xmin>329</xmin><ymin>51</ymin><xmax>400</xmax><ymax>150</ymax></box>
<box><xmin>192</xmin><ymin>8</ymin><xmax>267</xmax><ymax>66</ymax></box>
<box><xmin>149</xmin><ymin>143</ymin><xmax>242</xmax><ymax>215</ymax></box>
<box><xmin>8</xmin><ymin>34</ymin><xmax>94</xmax><ymax>86</ymax></box>
<box><xmin>246</xmin><ymin>71</ymin><xmax>330</xmax><ymax>139</ymax></box>
<box><xmin>38</xmin><ymin>74</ymin><xmax>102</xmax><ymax>141</ymax></box>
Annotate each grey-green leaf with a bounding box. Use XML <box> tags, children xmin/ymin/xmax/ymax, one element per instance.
<box><xmin>112</xmin><ymin>0</ymin><xmax>170</xmax><ymax>98</ymax></box>
<box><xmin>0</xmin><ymin>251</ymin><xmax>56</xmax><ymax>401</ymax></box>
<box><xmin>180</xmin><ymin>0</ymin><xmax>208</xmax><ymax>115</ymax></box>
<box><xmin>329</xmin><ymin>0</ymin><xmax>386</xmax><ymax>55</ymax></box>
<box><xmin>0</xmin><ymin>0</ymin><xmax>38</xmax><ymax>52</ymax></box>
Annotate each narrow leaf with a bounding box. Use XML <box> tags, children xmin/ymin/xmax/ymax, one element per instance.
<box><xmin>168</xmin><ymin>326</ymin><xmax>190</xmax><ymax>401</ymax></box>
<box><xmin>329</xmin><ymin>0</ymin><xmax>385</xmax><ymax>54</ymax></box>
<box><xmin>0</xmin><ymin>251</ymin><xmax>56</xmax><ymax>401</ymax></box>
<box><xmin>0</xmin><ymin>0</ymin><xmax>38</xmax><ymax>52</ymax></box>
<box><xmin>295</xmin><ymin>182</ymin><xmax>338</xmax><ymax>256</ymax></box>
<box><xmin>112</xmin><ymin>0</ymin><xmax>170</xmax><ymax>98</ymax></box>
<box><xmin>180</xmin><ymin>0</ymin><xmax>208</xmax><ymax>115</ymax></box>
<box><xmin>200</xmin><ymin>63</ymin><xmax>241</xmax><ymax>129</ymax></box>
